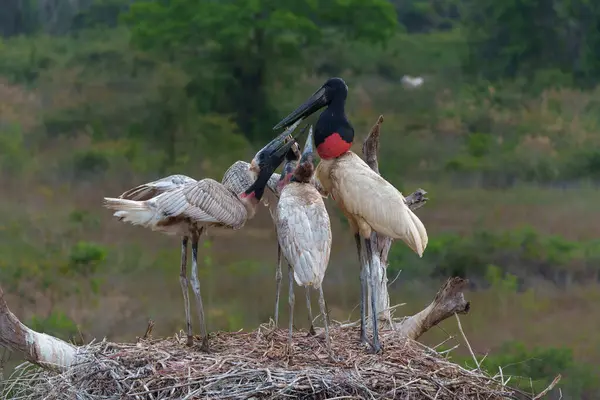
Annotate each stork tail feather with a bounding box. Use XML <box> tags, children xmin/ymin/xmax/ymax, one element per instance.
<box><xmin>103</xmin><ymin>197</ymin><xmax>155</xmax><ymax>227</ymax></box>
<box><xmin>403</xmin><ymin>208</ymin><xmax>428</xmax><ymax>257</ymax></box>
<box><xmin>119</xmin><ymin>186</ymin><xmax>157</xmax><ymax>201</ymax></box>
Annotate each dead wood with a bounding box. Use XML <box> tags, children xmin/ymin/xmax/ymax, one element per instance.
<box><xmin>394</xmin><ymin>277</ymin><xmax>471</xmax><ymax>340</ymax></box>
<box><xmin>361</xmin><ymin>115</ymin><xmax>471</xmax><ymax>341</ymax></box>
<box><xmin>0</xmin><ymin>286</ymin><xmax>79</xmax><ymax>372</ymax></box>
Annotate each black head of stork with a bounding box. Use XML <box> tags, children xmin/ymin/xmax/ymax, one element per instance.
<box><xmin>273</xmin><ymin>77</ymin><xmax>354</xmax><ymax>160</ymax></box>
<box><xmin>244</xmin><ymin>120</ymin><xmax>307</xmax><ymax>201</ymax></box>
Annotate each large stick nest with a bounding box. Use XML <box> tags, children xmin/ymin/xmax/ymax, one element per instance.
<box><xmin>2</xmin><ymin>322</ymin><xmax>528</xmax><ymax>400</ymax></box>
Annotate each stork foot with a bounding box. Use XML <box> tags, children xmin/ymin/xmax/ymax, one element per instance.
<box><xmin>199</xmin><ymin>336</ymin><xmax>210</xmax><ymax>353</ymax></box>
<box><xmin>359</xmin><ymin>334</ymin><xmax>369</xmax><ymax>346</ymax></box>
<box><xmin>186</xmin><ymin>335</ymin><xmax>194</xmax><ymax>347</ymax></box>
<box><xmin>368</xmin><ymin>341</ymin><xmax>383</xmax><ymax>355</ymax></box>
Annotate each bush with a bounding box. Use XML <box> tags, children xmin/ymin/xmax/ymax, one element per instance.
<box><xmin>388</xmin><ymin>227</ymin><xmax>599</xmax><ymax>289</ymax></box>
<box><xmin>453</xmin><ymin>341</ymin><xmax>600</xmax><ymax>398</ymax></box>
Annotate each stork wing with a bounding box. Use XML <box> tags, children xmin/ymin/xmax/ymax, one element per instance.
<box><xmin>119</xmin><ymin>174</ymin><xmax>196</xmax><ymax>201</ymax></box>
<box><xmin>276</xmin><ymin>185</ymin><xmax>332</xmax><ymax>288</ymax></box>
<box><xmin>222</xmin><ymin>161</ymin><xmax>281</xmax><ymax>197</ymax></box>
<box><xmin>152</xmin><ymin>178</ymin><xmax>248</xmax><ymax>229</ymax></box>
<box><xmin>330</xmin><ymin>152</ymin><xmax>428</xmax><ymax>256</ymax></box>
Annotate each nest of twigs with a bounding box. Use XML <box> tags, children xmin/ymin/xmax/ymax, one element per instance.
<box><xmin>1</xmin><ymin>322</ymin><xmax>542</xmax><ymax>399</ymax></box>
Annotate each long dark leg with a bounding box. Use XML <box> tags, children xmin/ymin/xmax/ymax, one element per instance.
<box><xmin>274</xmin><ymin>245</ymin><xmax>283</xmax><ymax>327</ymax></box>
<box><xmin>288</xmin><ymin>263</ymin><xmax>295</xmax><ymax>360</ymax></box>
<box><xmin>305</xmin><ymin>288</ymin><xmax>316</xmax><ymax>336</ymax></box>
<box><xmin>190</xmin><ymin>229</ymin><xmax>209</xmax><ymax>352</ymax></box>
<box><xmin>318</xmin><ymin>286</ymin><xmax>332</xmax><ymax>358</ymax></box>
<box><xmin>179</xmin><ymin>236</ymin><xmax>193</xmax><ymax>347</ymax></box>
<box><xmin>364</xmin><ymin>237</ymin><xmax>382</xmax><ymax>353</ymax></box>
<box><xmin>355</xmin><ymin>233</ymin><xmax>368</xmax><ymax>345</ymax></box>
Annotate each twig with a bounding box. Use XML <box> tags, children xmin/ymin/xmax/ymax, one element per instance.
<box><xmin>532</xmin><ymin>375</ymin><xmax>561</xmax><ymax>400</ymax></box>
<box><xmin>455</xmin><ymin>313</ymin><xmax>480</xmax><ymax>372</ymax></box>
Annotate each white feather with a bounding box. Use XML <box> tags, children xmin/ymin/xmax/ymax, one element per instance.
<box><xmin>276</xmin><ymin>183</ymin><xmax>332</xmax><ymax>288</ymax></box>
<box><xmin>316</xmin><ymin>151</ymin><xmax>428</xmax><ymax>257</ymax></box>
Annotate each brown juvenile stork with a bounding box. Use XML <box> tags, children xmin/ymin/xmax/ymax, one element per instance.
<box><xmin>103</xmin><ymin>120</ymin><xmax>305</xmax><ymax>351</ymax></box>
<box><xmin>275</xmin><ymin>127</ymin><xmax>332</xmax><ymax>358</ymax></box>
<box><xmin>272</xmin><ymin>77</ymin><xmax>428</xmax><ymax>353</ymax></box>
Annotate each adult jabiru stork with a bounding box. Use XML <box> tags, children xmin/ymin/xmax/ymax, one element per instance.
<box><xmin>275</xmin><ymin>127</ymin><xmax>333</xmax><ymax>358</ymax></box>
<box><xmin>103</xmin><ymin>121</ymin><xmax>305</xmax><ymax>351</ymax></box>
<box><xmin>273</xmin><ymin>77</ymin><xmax>428</xmax><ymax>353</ymax></box>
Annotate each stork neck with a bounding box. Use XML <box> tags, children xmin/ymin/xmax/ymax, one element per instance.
<box><xmin>238</xmin><ymin>190</ymin><xmax>261</xmax><ymax>219</ymax></box>
<box><xmin>331</xmin><ymin>92</ymin><xmax>346</xmax><ymax>110</ymax></box>
<box><xmin>291</xmin><ymin>160</ymin><xmax>314</xmax><ymax>183</ymax></box>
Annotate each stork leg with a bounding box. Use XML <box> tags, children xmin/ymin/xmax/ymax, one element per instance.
<box><xmin>179</xmin><ymin>236</ymin><xmax>193</xmax><ymax>347</ymax></box>
<box><xmin>318</xmin><ymin>286</ymin><xmax>332</xmax><ymax>359</ymax></box>
<box><xmin>287</xmin><ymin>262</ymin><xmax>295</xmax><ymax>360</ymax></box>
<box><xmin>305</xmin><ymin>288</ymin><xmax>316</xmax><ymax>336</ymax></box>
<box><xmin>364</xmin><ymin>237</ymin><xmax>382</xmax><ymax>353</ymax></box>
<box><xmin>190</xmin><ymin>229</ymin><xmax>209</xmax><ymax>352</ymax></box>
<box><xmin>274</xmin><ymin>245</ymin><xmax>283</xmax><ymax>327</ymax></box>
<box><xmin>354</xmin><ymin>233</ymin><xmax>368</xmax><ymax>345</ymax></box>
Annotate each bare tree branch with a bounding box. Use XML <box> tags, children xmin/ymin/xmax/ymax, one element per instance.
<box><xmin>394</xmin><ymin>277</ymin><xmax>471</xmax><ymax>340</ymax></box>
<box><xmin>0</xmin><ymin>286</ymin><xmax>78</xmax><ymax>372</ymax></box>
<box><xmin>361</xmin><ymin>115</ymin><xmax>469</xmax><ymax>339</ymax></box>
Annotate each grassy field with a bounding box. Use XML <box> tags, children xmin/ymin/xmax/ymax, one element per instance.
<box><xmin>2</xmin><ymin>26</ymin><xmax>600</xmax><ymax>397</ymax></box>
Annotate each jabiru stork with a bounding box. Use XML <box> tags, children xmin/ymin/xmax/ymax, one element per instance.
<box><xmin>103</xmin><ymin>120</ymin><xmax>306</xmax><ymax>351</ymax></box>
<box><xmin>272</xmin><ymin>77</ymin><xmax>428</xmax><ymax>353</ymax></box>
<box><xmin>275</xmin><ymin>127</ymin><xmax>333</xmax><ymax>358</ymax></box>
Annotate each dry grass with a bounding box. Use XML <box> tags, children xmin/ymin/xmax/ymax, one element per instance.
<box><xmin>1</xmin><ymin>322</ymin><xmax>558</xmax><ymax>400</ymax></box>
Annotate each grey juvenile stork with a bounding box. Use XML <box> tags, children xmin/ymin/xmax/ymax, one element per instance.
<box><xmin>103</xmin><ymin>120</ymin><xmax>305</xmax><ymax>351</ymax></box>
<box><xmin>275</xmin><ymin>127</ymin><xmax>333</xmax><ymax>358</ymax></box>
<box><xmin>272</xmin><ymin>77</ymin><xmax>428</xmax><ymax>353</ymax></box>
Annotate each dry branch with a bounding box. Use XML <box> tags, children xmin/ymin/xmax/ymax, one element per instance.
<box><xmin>394</xmin><ymin>277</ymin><xmax>470</xmax><ymax>340</ymax></box>
<box><xmin>361</xmin><ymin>115</ymin><xmax>431</xmax><ymax>325</ymax></box>
<box><xmin>0</xmin><ymin>286</ymin><xmax>80</xmax><ymax>372</ymax></box>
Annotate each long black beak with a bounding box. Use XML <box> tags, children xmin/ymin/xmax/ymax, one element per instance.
<box><xmin>257</xmin><ymin>118</ymin><xmax>301</xmax><ymax>157</ymax></box>
<box><xmin>273</xmin><ymin>86</ymin><xmax>328</xmax><ymax>130</ymax></box>
<box><xmin>299</xmin><ymin>125</ymin><xmax>314</xmax><ymax>164</ymax></box>
<box><xmin>257</xmin><ymin>120</ymin><xmax>308</xmax><ymax>171</ymax></box>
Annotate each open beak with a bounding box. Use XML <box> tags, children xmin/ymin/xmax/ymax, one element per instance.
<box><xmin>273</xmin><ymin>86</ymin><xmax>328</xmax><ymax>130</ymax></box>
<box><xmin>270</xmin><ymin>125</ymin><xmax>309</xmax><ymax>165</ymax></box>
<box><xmin>253</xmin><ymin>118</ymin><xmax>302</xmax><ymax>165</ymax></box>
<box><xmin>256</xmin><ymin>120</ymin><xmax>309</xmax><ymax>173</ymax></box>
<box><xmin>300</xmin><ymin>125</ymin><xmax>314</xmax><ymax>163</ymax></box>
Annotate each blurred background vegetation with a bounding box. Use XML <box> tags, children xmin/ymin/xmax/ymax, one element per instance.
<box><xmin>1</xmin><ymin>0</ymin><xmax>600</xmax><ymax>398</ymax></box>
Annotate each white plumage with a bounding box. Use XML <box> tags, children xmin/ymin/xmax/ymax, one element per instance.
<box><xmin>105</xmin><ymin>178</ymin><xmax>257</xmax><ymax>235</ymax></box>
<box><xmin>102</xmin><ymin>119</ymin><xmax>304</xmax><ymax>351</ymax></box>
<box><xmin>316</xmin><ymin>151</ymin><xmax>428</xmax><ymax>256</ymax></box>
<box><xmin>276</xmin><ymin>184</ymin><xmax>331</xmax><ymax>288</ymax></box>
<box><xmin>274</xmin><ymin>127</ymin><xmax>333</xmax><ymax>358</ymax></box>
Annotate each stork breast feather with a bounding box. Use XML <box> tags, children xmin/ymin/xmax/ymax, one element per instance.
<box><xmin>277</xmin><ymin>189</ymin><xmax>332</xmax><ymax>287</ymax></box>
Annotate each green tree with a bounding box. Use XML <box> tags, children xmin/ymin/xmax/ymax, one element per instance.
<box><xmin>461</xmin><ymin>0</ymin><xmax>600</xmax><ymax>87</ymax></box>
<box><xmin>122</xmin><ymin>0</ymin><xmax>398</xmax><ymax>141</ymax></box>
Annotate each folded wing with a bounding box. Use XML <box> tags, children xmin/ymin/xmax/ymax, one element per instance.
<box><xmin>330</xmin><ymin>152</ymin><xmax>428</xmax><ymax>256</ymax></box>
<box><xmin>276</xmin><ymin>185</ymin><xmax>332</xmax><ymax>288</ymax></box>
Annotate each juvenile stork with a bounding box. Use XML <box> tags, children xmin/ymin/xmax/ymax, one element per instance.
<box><xmin>275</xmin><ymin>127</ymin><xmax>332</xmax><ymax>358</ymax></box>
<box><xmin>103</xmin><ymin>121</ymin><xmax>305</xmax><ymax>351</ymax></box>
<box><xmin>273</xmin><ymin>77</ymin><xmax>428</xmax><ymax>353</ymax></box>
